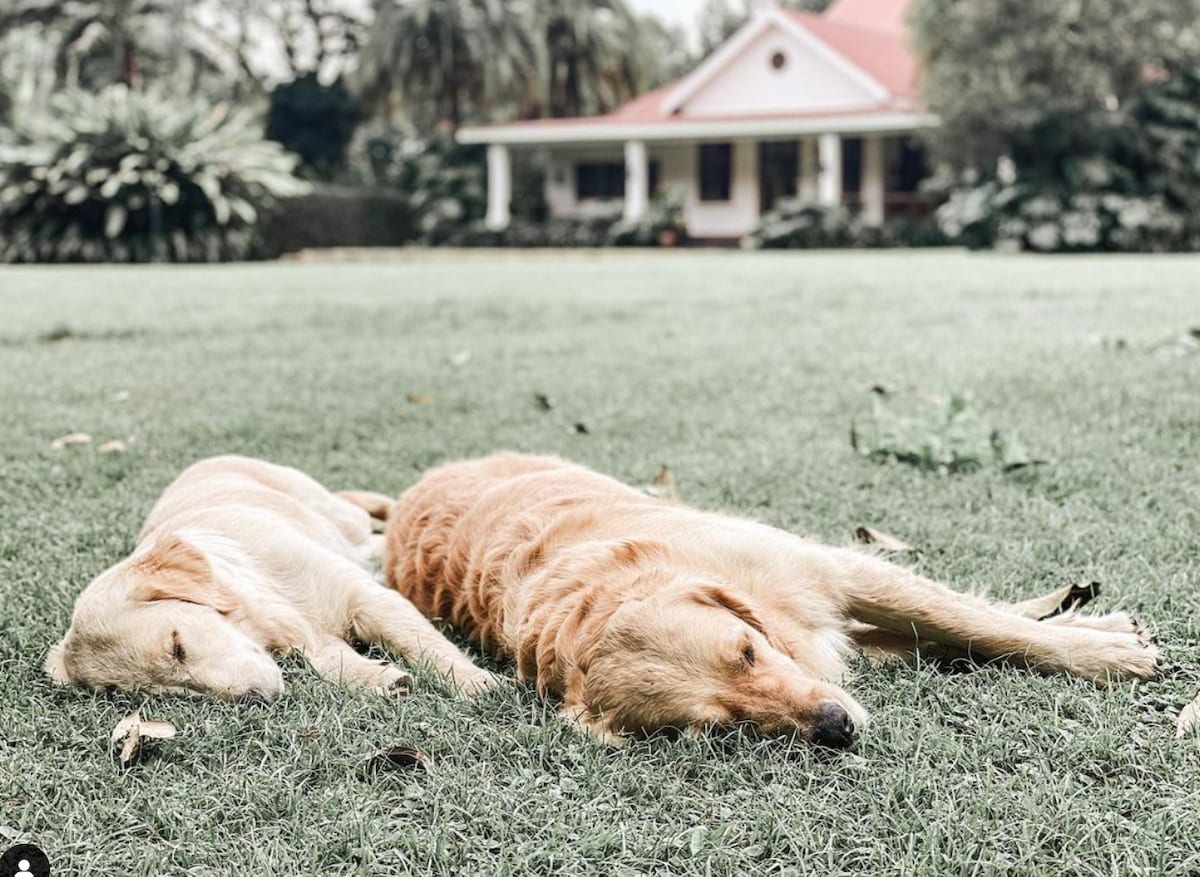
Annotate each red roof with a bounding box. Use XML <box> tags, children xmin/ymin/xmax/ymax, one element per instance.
<box><xmin>786</xmin><ymin>10</ymin><xmax>918</xmax><ymax>99</ymax></box>
<box><xmin>462</xmin><ymin>0</ymin><xmax>922</xmax><ymax>134</ymax></box>
<box><xmin>823</xmin><ymin>0</ymin><xmax>914</xmax><ymax>34</ymax></box>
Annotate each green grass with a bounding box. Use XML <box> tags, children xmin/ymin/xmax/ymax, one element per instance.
<box><xmin>2</xmin><ymin>250</ymin><xmax>1200</xmax><ymax>876</ymax></box>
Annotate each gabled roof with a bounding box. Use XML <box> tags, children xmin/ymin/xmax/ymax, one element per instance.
<box><xmin>458</xmin><ymin>0</ymin><xmax>930</xmax><ymax>145</ymax></box>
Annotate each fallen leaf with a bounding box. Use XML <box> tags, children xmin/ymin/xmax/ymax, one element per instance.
<box><xmin>299</xmin><ymin>727</ymin><xmax>322</xmax><ymax>739</ymax></box>
<box><xmin>111</xmin><ymin>390</ymin><xmax>131</xmax><ymax>403</ymax></box>
<box><xmin>50</xmin><ymin>432</ymin><xmax>92</xmax><ymax>450</ymax></box>
<box><xmin>97</xmin><ymin>439</ymin><xmax>128</xmax><ymax>454</ymax></box>
<box><xmin>1008</xmin><ymin>581</ymin><xmax>1100</xmax><ymax>620</ymax></box>
<box><xmin>361</xmin><ymin>746</ymin><xmax>430</xmax><ymax>780</ymax></box>
<box><xmin>534</xmin><ymin>393</ymin><xmax>555</xmax><ymax>411</ymax></box>
<box><xmin>569</xmin><ymin>422</ymin><xmax>589</xmax><ymax>435</ymax></box>
<box><xmin>641</xmin><ymin>465</ymin><xmax>680</xmax><ymax>501</ymax></box>
<box><xmin>110</xmin><ymin>710</ymin><xmax>176</xmax><ymax>769</ymax></box>
<box><xmin>854</xmin><ymin>526</ymin><xmax>913</xmax><ymax>553</ymax></box>
<box><xmin>1177</xmin><ymin>694</ymin><xmax>1200</xmax><ymax>739</ymax></box>
<box><xmin>448</xmin><ymin>350</ymin><xmax>471</xmax><ymax>367</ymax></box>
<box><xmin>406</xmin><ymin>393</ymin><xmax>435</xmax><ymax>405</ymax></box>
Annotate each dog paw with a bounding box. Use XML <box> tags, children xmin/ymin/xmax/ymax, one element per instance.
<box><xmin>366</xmin><ymin>663</ymin><xmax>414</xmax><ymax>697</ymax></box>
<box><xmin>1044</xmin><ymin>609</ymin><xmax>1143</xmax><ymax>636</ymax></box>
<box><xmin>1062</xmin><ymin>626</ymin><xmax>1160</xmax><ymax>684</ymax></box>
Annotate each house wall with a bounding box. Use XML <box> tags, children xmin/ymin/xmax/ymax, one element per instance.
<box><xmin>544</xmin><ymin>148</ymin><xmax>627</xmax><ymax>221</ymax></box>
<box><xmin>681</xmin><ymin>25</ymin><xmax>875</xmax><ymax>117</ymax></box>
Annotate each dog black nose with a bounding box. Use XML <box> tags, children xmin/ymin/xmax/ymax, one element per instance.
<box><xmin>808</xmin><ymin>701</ymin><xmax>856</xmax><ymax>749</ymax></box>
<box><xmin>238</xmin><ymin>688</ymin><xmax>275</xmax><ymax>707</ymax></box>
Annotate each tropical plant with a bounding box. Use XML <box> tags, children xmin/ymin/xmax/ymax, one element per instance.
<box><xmin>354</xmin><ymin>0</ymin><xmax>538</xmax><ymax>129</ymax></box>
<box><xmin>537</xmin><ymin>0</ymin><xmax>642</xmax><ymax>118</ymax></box>
<box><xmin>0</xmin><ymin>86</ymin><xmax>308</xmax><ymax>263</ymax></box>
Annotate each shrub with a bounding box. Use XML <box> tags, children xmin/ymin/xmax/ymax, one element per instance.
<box><xmin>744</xmin><ymin>198</ymin><xmax>948</xmax><ymax>249</ymax></box>
<box><xmin>0</xmin><ymin>86</ymin><xmax>307</xmax><ymax>263</ymax></box>
<box><xmin>350</xmin><ymin>125</ymin><xmax>485</xmax><ymax>245</ymax></box>
<box><xmin>608</xmin><ymin>186</ymin><xmax>688</xmax><ymax>246</ymax></box>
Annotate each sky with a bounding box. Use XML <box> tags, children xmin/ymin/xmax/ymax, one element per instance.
<box><xmin>628</xmin><ymin>0</ymin><xmax>704</xmax><ymax>37</ymax></box>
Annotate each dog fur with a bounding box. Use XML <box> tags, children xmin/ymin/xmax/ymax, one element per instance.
<box><xmin>45</xmin><ymin>455</ymin><xmax>499</xmax><ymax>702</ymax></box>
<box><xmin>367</xmin><ymin>453</ymin><xmax>1159</xmax><ymax>746</ymax></box>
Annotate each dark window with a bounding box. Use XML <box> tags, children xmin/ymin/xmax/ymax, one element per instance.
<box><xmin>576</xmin><ymin>162</ymin><xmax>625</xmax><ymax>200</ymax></box>
<box><xmin>841</xmin><ymin>137</ymin><xmax>862</xmax><ymax>195</ymax></box>
<box><xmin>698</xmin><ymin>143</ymin><xmax>733</xmax><ymax>202</ymax></box>
<box><xmin>575</xmin><ymin>160</ymin><xmax>662</xmax><ymax>200</ymax></box>
<box><xmin>887</xmin><ymin>137</ymin><xmax>928</xmax><ymax>192</ymax></box>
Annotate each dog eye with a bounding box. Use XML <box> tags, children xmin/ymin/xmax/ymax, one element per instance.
<box><xmin>171</xmin><ymin>631</ymin><xmax>187</xmax><ymax>663</ymax></box>
<box><xmin>741</xmin><ymin>644</ymin><xmax>756</xmax><ymax>667</ymax></box>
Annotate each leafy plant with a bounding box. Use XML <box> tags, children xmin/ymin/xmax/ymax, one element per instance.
<box><xmin>851</xmin><ymin>391</ymin><xmax>1045</xmax><ymax>474</ymax></box>
<box><xmin>265</xmin><ymin>74</ymin><xmax>363</xmax><ymax>181</ymax></box>
<box><xmin>608</xmin><ymin>185</ymin><xmax>687</xmax><ymax>246</ymax></box>
<box><xmin>744</xmin><ymin>198</ymin><xmax>947</xmax><ymax>249</ymax></box>
<box><xmin>0</xmin><ymin>86</ymin><xmax>307</xmax><ymax>263</ymax></box>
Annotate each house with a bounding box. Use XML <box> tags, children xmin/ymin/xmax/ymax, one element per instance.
<box><xmin>457</xmin><ymin>0</ymin><xmax>934</xmax><ymax>242</ymax></box>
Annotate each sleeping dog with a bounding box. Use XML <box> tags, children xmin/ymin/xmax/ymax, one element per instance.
<box><xmin>361</xmin><ymin>453</ymin><xmax>1159</xmax><ymax>747</ymax></box>
<box><xmin>46</xmin><ymin>455</ymin><xmax>499</xmax><ymax>702</ymax></box>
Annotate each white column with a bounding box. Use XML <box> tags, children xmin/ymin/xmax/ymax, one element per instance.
<box><xmin>623</xmin><ymin>139</ymin><xmax>649</xmax><ymax>223</ymax></box>
<box><xmin>485</xmin><ymin>143</ymin><xmax>511</xmax><ymax>231</ymax></box>
<box><xmin>817</xmin><ymin>133</ymin><xmax>842</xmax><ymax>207</ymax></box>
<box><xmin>799</xmin><ymin>138</ymin><xmax>818</xmax><ymax>201</ymax></box>
<box><xmin>862</xmin><ymin>135</ymin><xmax>885</xmax><ymax>226</ymax></box>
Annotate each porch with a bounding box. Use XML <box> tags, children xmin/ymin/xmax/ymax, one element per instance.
<box><xmin>480</xmin><ymin>133</ymin><xmax>930</xmax><ymax>240</ymax></box>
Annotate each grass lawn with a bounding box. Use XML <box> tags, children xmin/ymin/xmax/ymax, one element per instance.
<box><xmin>2</xmin><ymin>250</ymin><xmax>1200</xmax><ymax>876</ymax></box>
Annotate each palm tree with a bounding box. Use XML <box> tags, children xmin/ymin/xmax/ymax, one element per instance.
<box><xmin>536</xmin><ymin>0</ymin><xmax>643</xmax><ymax>119</ymax></box>
<box><xmin>354</xmin><ymin>0</ymin><xmax>538</xmax><ymax>129</ymax></box>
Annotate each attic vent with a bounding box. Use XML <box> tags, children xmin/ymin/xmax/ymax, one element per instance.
<box><xmin>769</xmin><ymin>50</ymin><xmax>788</xmax><ymax>71</ymax></box>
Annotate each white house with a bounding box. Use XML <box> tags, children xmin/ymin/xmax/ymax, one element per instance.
<box><xmin>457</xmin><ymin>0</ymin><xmax>935</xmax><ymax>242</ymax></box>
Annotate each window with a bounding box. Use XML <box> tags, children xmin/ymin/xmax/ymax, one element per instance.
<box><xmin>575</xmin><ymin>162</ymin><xmax>625</xmax><ymax>200</ymax></box>
<box><xmin>698</xmin><ymin>143</ymin><xmax>733</xmax><ymax>202</ymax></box>
<box><xmin>574</xmin><ymin>161</ymin><xmax>662</xmax><ymax>201</ymax></box>
<box><xmin>887</xmin><ymin>137</ymin><xmax>928</xmax><ymax>193</ymax></box>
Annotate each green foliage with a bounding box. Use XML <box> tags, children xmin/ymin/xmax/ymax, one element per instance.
<box><xmin>851</xmin><ymin>391</ymin><xmax>1044</xmax><ymax>475</ymax></box>
<box><xmin>354</xmin><ymin>0</ymin><xmax>538</xmax><ymax>128</ymax></box>
<box><xmin>698</xmin><ymin>0</ymin><xmax>831</xmax><ymax>56</ymax></box>
<box><xmin>745</xmin><ymin>198</ymin><xmax>947</xmax><ymax>249</ymax></box>
<box><xmin>353</xmin><ymin>127</ymin><xmax>485</xmax><ymax>245</ymax></box>
<box><xmin>266</xmin><ymin>74</ymin><xmax>363</xmax><ymax>181</ymax></box>
<box><xmin>608</xmin><ymin>185</ymin><xmax>688</xmax><ymax>246</ymax></box>
<box><xmin>915</xmin><ymin>0</ymin><xmax>1200</xmax><ymax>252</ymax></box>
<box><xmin>0</xmin><ymin>86</ymin><xmax>307</xmax><ymax>263</ymax></box>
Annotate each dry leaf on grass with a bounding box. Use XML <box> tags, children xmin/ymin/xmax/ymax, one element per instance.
<box><xmin>534</xmin><ymin>393</ymin><xmax>555</xmax><ymax>411</ymax></box>
<box><xmin>361</xmin><ymin>746</ymin><xmax>430</xmax><ymax>780</ymax></box>
<box><xmin>98</xmin><ymin>439</ymin><xmax>128</xmax><ymax>454</ymax></box>
<box><xmin>110</xmin><ymin>710</ymin><xmax>176</xmax><ymax>769</ymax></box>
<box><xmin>448</xmin><ymin>350</ymin><xmax>472</xmax><ymax>367</ymax></box>
<box><xmin>568</xmin><ymin>422</ymin><xmax>589</xmax><ymax>435</ymax></box>
<box><xmin>111</xmin><ymin>390</ymin><xmax>131</xmax><ymax>403</ymax></box>
<box><xmin>641</xmin><ymin>465</ymin><xmax>680</xmax><ymax>501</ymax></box>
<box><xmin>1176</xmin><ymin>694</ymin><xmax>1200</xmax><ymax>739</ymax></box>
<box><xmin>853</xmin><ymin>526</ymin><xmax>913</xmax><ymax>553</ymax></box>
<box><xmin>1008</xmin><ymin>581</ymin><xmax>1100</xmax><ymax>620</ymax></box>
<box><xmin>406</xmin><ymin>393</ymin><xmax>436</xmax><ymax>405</ymax></box>
<box><xmin>50</xmin><ymin>432</ymin><xmax>92</xmax><ymax>450</ymax></box>
<box><xmin>298</xmin><ymin>727</ymin><xmax>322</xmax><ymax>739</ymax></box>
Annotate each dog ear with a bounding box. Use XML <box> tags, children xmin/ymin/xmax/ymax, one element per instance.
<box><xmin>693</xmin><ymin>585</ymin><xmax>791</xmax><ymax>655</ymax></box>
<box><xmin>44</xmin><ymin>639</ymin><xmax>72</xmax><ymax>684</ymax></box>
<box><xmin>131</xmin><ymin>534</ymin><xmax>239</xmax><ymax>614</ymax></box>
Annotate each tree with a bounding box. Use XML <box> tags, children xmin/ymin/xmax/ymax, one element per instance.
<box><xmin>354</xmin><ymin>0</ymin><xmax>538</xmax><ymax>129</ymax></box>
<box><xmin>537</xmin><ymin>0</ymin><xmax>641</xmax><ymax>118</ymax></box>
<box><xmin>266</xmin><ymin>73</ymin><xmax>363</xmax><ymax>179</ymax></box>
<box><xmin>916</xmin><ymin>0</ymin><xmax>1200</xmax><ymax>250</ymax></box>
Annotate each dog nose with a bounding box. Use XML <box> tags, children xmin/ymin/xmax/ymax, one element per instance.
<box><xmin>238</xmin><ymin>688</ymin><xmax>276</xmax><ymax>707</ymax></box>
<box><xmin>808</xmin><ymin>701</ymin><xmax>856</xmax><ymax>748</ymax></box>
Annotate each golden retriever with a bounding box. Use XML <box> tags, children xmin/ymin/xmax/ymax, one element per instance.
<box><xmin>363</xmin><ymin>453</ymin><xmax>1159</xmax><ymax>747</ymax></box>
<box><xmin>46</xmin><ymin>455</ymin><xmax>499</xmax><ymax>702</ymax></box>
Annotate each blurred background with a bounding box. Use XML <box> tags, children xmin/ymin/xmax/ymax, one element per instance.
<box><xmin>2</xmin><ymin>0</ymin><xmax>1199</xmax><ymax>262</ymax></box>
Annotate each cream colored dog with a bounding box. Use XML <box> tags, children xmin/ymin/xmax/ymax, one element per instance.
<box><xmin>46</xmin><ymin>455</ymin><xmax>498</xmax><ymax>702</ymax></box>
<box><xmin>363</xmin><ymin>453</ymin><xmax>1160</xmax><ymax>747</ymax></box>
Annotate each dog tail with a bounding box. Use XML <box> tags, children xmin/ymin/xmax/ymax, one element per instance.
<box><xmin>337</xmin><ymin>489</ymin><xmax>395</xmax><ymax>521</ymax></box>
